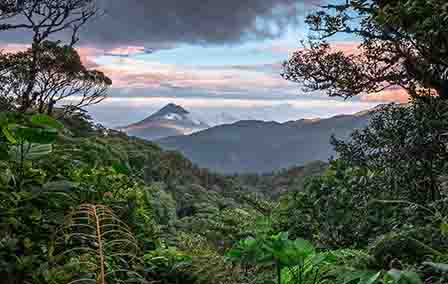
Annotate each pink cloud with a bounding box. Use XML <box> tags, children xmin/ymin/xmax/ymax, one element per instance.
<box><xmin>96</xmin><ymin>57</ymin><xmax>293</xmax><ymax>93</ymax></box>
<box><xmin>105</xmin><ymin>46</ymin><xmax>146</xmax><ymax>56</ymax></box>
<box><xmin>258</xmin><ymin>44</ymin><xmax>296</xmax><ymax>55</ymax></box>
<box><xmin>361</xmin><ymin>87</ymin><xmax>410</xmax><ymax>103</ymax></box>
<box><xmin>75</xmin><ymin>47</ymin><xmax>104</xmax><ymax>68</ymax></box>
<box><xmin>261</xmin><ymin>41</ymin><xmax>362</xmax><ymax>56</ymax></box>
<box><xmin>0</xmin><ymin>43</ymin><xmax>29</xmax><ymax>53</ymax></box>
<box><xmin>0</xmin><ymin>42</ymin><xmax>357</xmax><ymax>96</ymax></box>
<box><xmin>329</xmin><ymin>42</ymin><xmax>362</xmax><ymax>55</ymax></box>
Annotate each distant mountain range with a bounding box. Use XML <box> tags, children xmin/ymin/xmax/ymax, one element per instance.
<box><xmin>119</xmin><ymin>103</ymin><xmax>209</xmax><ymax>141</ymax></box>
<box><xmin>156</xmin><ymin>108</ymin><xmax>376</xmax><ymax>173</ymax></box>
<box><xmin>119</xmin><ymin>103</ymin><xmax>380</xmax><ymax>173</ymax></box>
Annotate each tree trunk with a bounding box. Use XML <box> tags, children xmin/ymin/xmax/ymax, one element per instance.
<box><xmin>18</xmin><ymin>41</ymin><xmax>39</xmax><ymax>113</ymax></box>
<box><xmin>276</xmin><ymin>261</ymin><xmax>282</xmax><ymax>284</ymax></box>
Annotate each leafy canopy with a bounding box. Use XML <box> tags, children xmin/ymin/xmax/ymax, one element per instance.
<box><xmin>282</xmin><ymin>0</ymin><xmax>448</xmax><ymax>100</ymax></box>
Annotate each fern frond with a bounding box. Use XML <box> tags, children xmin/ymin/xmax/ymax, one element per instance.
<box><xmin>54</xmin><ymin>204</ymin><xmax>147</xmax><ymax>284</ymax></box>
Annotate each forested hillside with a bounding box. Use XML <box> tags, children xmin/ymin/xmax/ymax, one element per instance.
<box><xmin>232</xmin><ymin>160</ymin><xmax>328</xmax><ymax>198</ymax></box>
<box><xmin>157</xmin><ymin>111</ymin><xmax>371</xmax><ymax>173</ymax></box>
<box><xmin>0</xmin><ymin>111</ymin><xmax>275</xmax><ymax>283</ymax></box>
<box><xmin>2</xmin><ymin>1</ymin><xmax>448</xmax><ymax>284</ymax></box>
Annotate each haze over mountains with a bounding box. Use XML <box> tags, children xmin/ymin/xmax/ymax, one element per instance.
<box><xmin>120</xmin><ymin>103</ymin><xmax>377</xmax><ymax>173</ymax></box>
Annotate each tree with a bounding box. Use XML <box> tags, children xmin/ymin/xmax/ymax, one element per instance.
<box><xmin>331</xmin><ymin>101</ymin><xmax>448</xmax><ymax>202</ymax></box>
<box><xmin>282</xmin><ymin>0</ymin><xmax>448</xmax><ymax>100</ymax></box>
<box><xmin>0</xmin><ymin>41</ymin><xmax>111</xmax><ymax>116</ymax></box>
<box><xmin>0</xmin><ymin>0</ymin><xmax>97</xmax><ymax>43</ymax></box>
<box><xmin>0</xmin><ymin>0</ymin><xmax>22</xmax><ymax>20</ymax></box>
<box><xmin>0</xmin><ymin>0</ymin><xmax>99</xmax><ymax>112</ymax></box>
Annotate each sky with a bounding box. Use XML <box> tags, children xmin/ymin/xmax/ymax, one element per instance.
<box><xmin>1</xmin><ymin>0</ymin><xmax>408</xmax><ymax>127</ymax></box>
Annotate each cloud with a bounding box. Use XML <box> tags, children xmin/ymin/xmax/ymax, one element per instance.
<box><xmin>76</xmin><ymin>47</ymin><xmax>104</xmax><ymax>68</ymax></box>
<box><xmin>1</xmin><ymin>0</ymin><xmax>318</xmax><ymax>47</ymax></box>
<box><xmin>0</xmin><ymin>42</ymin><xmax>291</xmax><ymax>95</ymax></box>
<box><xmin>0</xmin><ymin>41</ymin><xmax>387</xmax><ymax>105</ymax></box>
<box><xmin>329</xmin><ymin>42</ymin><xmax>362</xmax><ymax>55</ymax></box>
<box><xmin>260</xmin><ymin>41</ymin><xmax>362</xmax><ymax>56</ymax></box>
<box><xmin>361</xmin><ymin>87</ymin><xmax>410</xmax><ymax>103</ymax></box>
<box><xmin>0</xmin><ymin>43</ymin><xmax>29</xmax><ymax>53</ymax></box>
<box><xmin>74</xmin><ymin>0</ymin><xmax>318</xmax><ymax>47</ymax></box>
<box><xmin>94</xmin><ymin>57</ymin><xmax>295</xmax><ymax>95</ymax></box>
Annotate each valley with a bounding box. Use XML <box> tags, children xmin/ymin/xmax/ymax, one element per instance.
<box><xmin>1</xmin><ymin>1</ymin><xmax>446</xmax><ymax>284</ymax></box>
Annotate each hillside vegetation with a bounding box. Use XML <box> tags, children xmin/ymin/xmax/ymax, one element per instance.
<box><xmin>158</xmin><ymin>112</ymin><xmax>370</xmax><ymax>173</ymax></box>
<box><xmin>4</xmin><ymin>96</ymin><xmax>448</xmax><ymax>284</ymax></box>
<box><xmin>0</xmin><ymin>111</ymin><xmax>274</xmax><ymax>283</ymax></box>
<box><xmin>2</xmin><ymin>0</ymin><xmax>448</xmax><ymax>284</ymax></box>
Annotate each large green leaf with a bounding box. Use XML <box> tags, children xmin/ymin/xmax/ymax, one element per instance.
<box><xmin>385</xmin><ymin>269</ymin><xmax>423</xmax><ymax>284</ymax></box>
<box><xmin>336</xmin><ymin>270</ymin><xmax>381</xmax><ymax>284</ymax></box>
<box><xmin>26</xmin><ymin>143</ymin><xmax>53</xmax><ymax>160</ymax></box>
<box><xmin>2</xmin><ymin>125</ymin><xmax>17</xmax><ymax>144</ymax></box>
<box><xmin>226</xmin><ymin>237</ymin><xmax>261</xmax><ymax>265</ymax></box>
<box><xmin>112</xmin><ymin>163</ymin><xmax>131</xmax><ymax>175</ymax></box>
<box><xmin>9</xmin><ymin>143</ymin><xmax>53</xmax><ymax>161</ymax></box>
<box><xmin>30</xmin><ymin>114</ymin><xmax>64</xmax><ymax>130</ymax></box>
<box><xmin>361</xmin><ymin>271</ymin><xmax>381</xmax><ymax>284</ymax></box>
<box><xmin>0</xmin><ymin>165</ymin><xmax>13</xmax><ymax>185</ymax></box>
<box><xmin>278</xmin><ymin>238</ymin><xmax>315</xmax><ymax>267</ymax></box>
<box><xmin>423</xmin><ymin>262</ymin><xmax>448</xmax><ymax>273</ymax></box>
<box><xmin>15</xmin><ymin>126</ymin><xmax>58</xmax><ymax>144</ymax></box>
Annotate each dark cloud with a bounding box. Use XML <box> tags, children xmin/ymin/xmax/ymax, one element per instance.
<box><xmin>78</xmin><ymin>0</ymin><xmax>316</xmax><ymax>47</ymax></box>
<box><xmin>1</xmin><ymin>0</ymin><xmax>318</xmax><ymax>47</ymax></box>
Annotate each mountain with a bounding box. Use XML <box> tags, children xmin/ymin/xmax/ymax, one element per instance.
<box><xmin>156</xmin><ymin>109</ymin><xmax>374</xmax><ymax>174</ymax></box>
<box><xmin>119</xmin><ymin>103</ymin><xmax>209</xmax><ymax>141</ymax></box>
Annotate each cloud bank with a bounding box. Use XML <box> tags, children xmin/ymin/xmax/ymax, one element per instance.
<box><xmin>86</xmin><ymin>96</ymin><xmax>378</xmax><ymax>127</ymax></box>
<box><xmin>77</xmin><ymin>0</ymin><xmax>317</xmax><ymax>47</ymax></box>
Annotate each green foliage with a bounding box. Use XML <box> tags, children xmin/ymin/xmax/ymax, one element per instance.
<box><xmin>369</xmin><ymin>231</ymin><xmax>443</xmax><ymax>268</ymax></box>
<box><xmin>227</xmin><ymin>232</ymin><xmax>342</xmax><ymax>284</ymax></box>
<box><xmin>176</xmin><ymin>232</ymin><xmax>264</xmax><ymax>284</ymax></box>
<box><xmin>1</xmin><ymin>41</ymin><xmax>111</xmax><ymax>115</ymax></box>
<box><xmin>383</xmin><ymin>270</ymin><xmax>423</xmax><ymax>284</ymax></box>
<box><xmin>30</xmin><ymin>114</ymin><xmax>64</xmax><ymax>130</ymax></box>
<box><xmin>275</xmin><ymin>160</ymin><xmax>388</xmax><ymax>249</ymax></box>
<box><xmin>143</xmin><ymin>247</ymin><xmax>194</xmax><ymax>284</ymax></box>
<box><xmin>332</xmin><ymin>101</ymin><xmax>448</xmax><ymax>202</ymax></box>
<box><xmin>0</xmin><ymin>111</ymin><xmax>282</xmax><ymax>284</ymax></box>
<box><xmin>233</xmin><ymin>161</ymin><xmax>327</xmax><ymax>199</ymax></box>
<box><xmin>283</xmin><ymin>0</ymin><xmax>448</xmax><ymax>100</ymax></box>
<box><xmin>3</xmin><ymin>101</ymin><xmax>448</xmax><ymax>284</ymax></box>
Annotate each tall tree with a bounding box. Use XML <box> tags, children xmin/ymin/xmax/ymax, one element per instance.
<box><xmin>0</xmin><ymin>0</ymin><xmax>99</xmax><ymax>112</ymax></box>
<box><xmin>282</xmin><ymin>0</ymin><xmax>448</xmax><ymax>100</ymax></box>
<box><xmin>0</xmin><ymin>41</ymin><xmax>111</xmax><ymax>115</ymax></box>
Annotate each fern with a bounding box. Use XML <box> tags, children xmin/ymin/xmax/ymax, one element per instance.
<box><xmin>54</xmin><ymin>204</ymin><xmax>147</xmax><ymax>284</ymax></box>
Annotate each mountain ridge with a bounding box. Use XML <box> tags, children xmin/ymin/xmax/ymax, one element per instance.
<box><xmin>156</xmin><ymin>107</ymin><xmax>378</xmax><ymax>173</ymax></box>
